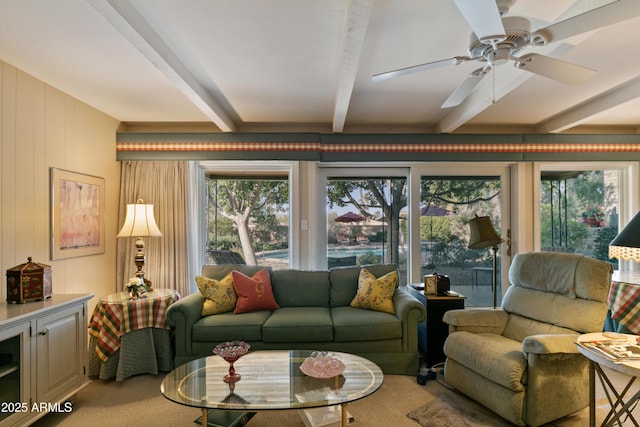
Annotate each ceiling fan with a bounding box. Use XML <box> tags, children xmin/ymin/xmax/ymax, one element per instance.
<box><xmin>372</xmin><ymin>0</ymin><xmax>640</xmax><ymax>108</ymax></box>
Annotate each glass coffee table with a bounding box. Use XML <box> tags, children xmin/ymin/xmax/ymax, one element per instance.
<box><xmin>161</xmin><ymin>350</ymin><xmax>383</xmax><ymax>426</ymax></box>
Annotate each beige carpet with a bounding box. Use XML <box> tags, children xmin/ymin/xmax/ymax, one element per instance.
<box><xmin>31</xmin><ymin>368</ymin><xmax>639</xmax><ymax>427</ymax></box>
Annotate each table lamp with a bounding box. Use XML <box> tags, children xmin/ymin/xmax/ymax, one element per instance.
<box><xmin>609</xmin><ymin>210</ymin><xmax>640</xmax><ymax>262</ymax></box>
<box><xmin>117</xmin><ymin>199</ymin><xmax>163</xmax><ymax>288</ymax></box>
<box><xmin>468</xmin><ymin>214</ymin><xmax>504</xmax><ymax>309</ymax></box>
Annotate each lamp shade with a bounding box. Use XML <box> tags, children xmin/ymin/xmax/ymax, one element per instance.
<box><xmin>609</xmin><ymin>210</ymin><xmax>640</xmax><ymax>262</ymax></box>
<box><xmin>117</xmin><ymin>200</ymin><xmax>163</xmax><ymax>238</ymax></box>
<box><xmin>468</xmin><ymin>215</ymin><xmax>503</xmax><ymax>249</ymax></box>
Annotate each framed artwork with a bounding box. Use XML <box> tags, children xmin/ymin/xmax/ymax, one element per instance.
<box><xmin>50</xmin><ymin>168</ymin><xmax>105</xmax><ymax>260</ymax></box>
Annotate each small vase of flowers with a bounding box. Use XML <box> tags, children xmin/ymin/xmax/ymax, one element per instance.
<box><xmin>125</xmin><ymin>277</ymin><xmax>151</xmax><ymax>299</ymax></box>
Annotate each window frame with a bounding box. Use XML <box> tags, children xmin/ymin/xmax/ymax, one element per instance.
<box><xmin>315</xmin><ymin>165</ymin><xmax>410</xmax><ymax>270</ymax></box>
<box><xmin>190</xmin><ymin>161</ymin><xmax>300</xmax><ymax>285</ymax></box>
<box><xmin>533</xmin><ymin>161</ymin><xmax>640</xmax><ymax>271</ymax></box>
<box><xmin>408</xmin><ymin>163</ymin><xmax>512</xmax><ymax>288</ymax></box>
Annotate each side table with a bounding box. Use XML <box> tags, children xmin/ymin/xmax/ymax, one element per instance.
<box><xmin>88</xmin><ymin>288</ymin><xmax>180</xmax><ymax>381</ymax></box>
<box><xmin>577</xmin><ymin>332</ymin><xmax>640</xmax><ymax>427</ymax></box>
<box><xmin>406</xmin><ymin>285</ymin><xmax>465</xmax><ymax>368</ymax></box>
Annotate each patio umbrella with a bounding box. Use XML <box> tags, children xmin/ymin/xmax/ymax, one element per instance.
<box><xmin>334</xmin><ymin>211</ymin><xmax>366</xmax><ymax>223</ymax></box>
<box><xmin>420</xmin><ymin>205</ymin><xmax>449</xmax><ymax>217</ymax></box>
<box><xmin>334</xmin><ymin>211</ymin><xmax>366</xmax><ymax>244</ymax></box>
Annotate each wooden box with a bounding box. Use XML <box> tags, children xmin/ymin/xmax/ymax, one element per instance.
<box><xmin>6</xmin><ymin>257</ymin><xmax>52</xmax><ymax>303</ymax></box>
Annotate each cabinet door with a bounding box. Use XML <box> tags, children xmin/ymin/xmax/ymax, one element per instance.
<box><xmin>0</xmin><ymin>322</ymin><xmax>31</xmax><ymax>427</ymax></box>
<box><xmin>36</xmin><ymin>304</ymin><xmax>86</xmax><ymax>403</ymax></box>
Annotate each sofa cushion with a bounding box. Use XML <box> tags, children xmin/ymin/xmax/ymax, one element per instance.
<box><xmin>350</xmin><ymin>268</ymin><xmax>397</xmax><ymax>314</ymax></box>
<box><xmin>329</xmin><ymin>264</ymin><xmax>398</xmax><ymax>307</ymax></box>
<box><xmin>195</xmin><ymin>274</ymin><xmax>237</xmax><ymax>315</ymax></box>
<box><xmin>444</xmin><ymin>331</ymin><xmax>527</xmax><ymax>392</ymax></box>
<box><xmin>270</xmin><ymin>270</ymin><xmax>330</xmax><ymax>308</ymax></box>
<box><xmin>233</xmin><ymin>269</ymin><xmax>280</xmax><ymax>314</ymax></box>
<box><xmin>331</xmin><ymin>306</ymin><xmax>401</xmax><ymax>342</ymax></box>
<box><xmin>262</xmin><ymin>307</ymin><xmax>333</xmax><ymax>342</ymax></box>
<box><xmin>192</xmin><ymin>310</ymin><xmax>272</xmax><ymax>342</ymax></box>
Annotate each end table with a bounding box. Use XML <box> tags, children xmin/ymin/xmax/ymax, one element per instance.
<box><xmin>406</xmin><ymin>285</ymin><xmax>465</xmax><ymax>368</ymax></box>
<box><xmin>88</xmin><ymin>288</ymin><xmax>180</xmax><ymax>381</ymax></box>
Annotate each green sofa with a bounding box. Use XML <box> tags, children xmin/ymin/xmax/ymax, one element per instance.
<box><xmin>166</xmin><ymin>263</ymin><xmax>426</xmax><ymax>375</ymax></box>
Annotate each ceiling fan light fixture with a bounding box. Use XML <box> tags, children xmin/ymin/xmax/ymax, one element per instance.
<box><xmin>488</xmin><ymin>47</ymin><xmax>512</xmax><ymax>66</ymax></box>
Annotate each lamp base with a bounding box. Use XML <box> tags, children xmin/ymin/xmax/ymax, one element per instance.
<box><xmin>134</xmin><ymin>237</ymin><xmax>153</xmax><ymax>291</ymax></box>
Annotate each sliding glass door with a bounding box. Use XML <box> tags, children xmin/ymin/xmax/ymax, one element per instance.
<box><xmin>320</xmin><ymin>168</ymin><xmax>409</xmax><ymax>284</ymax></box>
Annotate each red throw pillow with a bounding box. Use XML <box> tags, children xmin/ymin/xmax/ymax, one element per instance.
<box><xmin>232</xmin><ymin>269</ymin><xmax>280</xmax><ymax>314</ymax></box>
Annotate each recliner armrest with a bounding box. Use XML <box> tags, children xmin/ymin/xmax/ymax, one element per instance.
<box><xmin>522</xmin><ymin>333</ymin><xmax>581</xmax><ymax>355</ymax></box>
<box><xmin>442</xmin><ymin>309</ymin><xmax>508</xmax><ymax>334</ymax></box>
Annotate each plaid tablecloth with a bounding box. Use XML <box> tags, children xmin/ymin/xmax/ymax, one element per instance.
<box><xmin>608</xmin><ymin>281</ymin><xmax>640</xmax><ymax>334</ymax></box>
<box><xmin>88</xmin><ymin>288</ymin><xmax>180</xmax><ymax>362</ymax></box>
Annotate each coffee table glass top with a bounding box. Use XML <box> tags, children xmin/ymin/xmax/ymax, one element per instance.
<box><xmin>161</xmin><ymin>350</ymin><xmax>383</xmax><ymax>411</ymax></box>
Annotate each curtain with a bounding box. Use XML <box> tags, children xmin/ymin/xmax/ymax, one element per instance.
<box><xmin>117</xmin><ymin>161</ymin><xmax>190</xmax><ymax>297</ymax></box>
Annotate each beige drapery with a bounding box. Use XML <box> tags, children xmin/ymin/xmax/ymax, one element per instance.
<box><xmin>116</xmin><ymin>161</ymin><xmax>190</xmax><ymax>297</ymax></box>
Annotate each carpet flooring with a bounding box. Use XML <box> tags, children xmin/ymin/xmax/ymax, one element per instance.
<box><xmin>31</xmin><ymin>367</ymin><xmax>640</xmax><ymax>426</ymax></box>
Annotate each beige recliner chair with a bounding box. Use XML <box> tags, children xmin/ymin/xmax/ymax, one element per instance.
<box><xmin>442</xmin><ymin>252</ymin><xmax>613</xmax><ymax>426</ymax></box>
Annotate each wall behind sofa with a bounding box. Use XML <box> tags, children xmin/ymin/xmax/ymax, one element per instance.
<box><xmin>0</xmin><ymin>60</ymin><xmax>120</xmax><ymax>311</ymax></box>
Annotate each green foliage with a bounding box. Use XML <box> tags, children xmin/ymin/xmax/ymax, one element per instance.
<box><xmin>209</xmin><ymin>235</ymin><xmax>238</xmax><ymax>250</ymax></box>
<box><xmin>593</xmin><ymin>226</ymin><xmax>619</xmax><ymax>265</ymax></box>
<box><xmin>539</xmin><ymin>171</ymin><xmax>611</xmax><ymax>255</ymax></box>
<box><xmin>357</xmin><ymin>251</ymin><xmax>382</xmax><ymax>266</ymax></box>
<box><xmin>420</xmin><ymin>179</ymin><xmax>501</xmax><ymax>208</ymax></box>
<box><xmin>419</xmin><ymin>216</ymin><xmax>452</xmax><ymax>242</ymax></box>
<box><xmin>206</xmin><ymin>176</ymin><xmax>289</xmax><ymax>260</ymax></box>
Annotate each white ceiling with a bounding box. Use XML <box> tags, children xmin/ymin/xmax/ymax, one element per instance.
<box><xmin>2</xmin><ymin>0</ymin><xmax>640</xmax><ymax>134</ymax></box>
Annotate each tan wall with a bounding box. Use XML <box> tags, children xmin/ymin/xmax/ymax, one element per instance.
<box><xmin>1</xmin><ymin>60</ymin><xmax>120</xmax><ymax>312</ymax></box>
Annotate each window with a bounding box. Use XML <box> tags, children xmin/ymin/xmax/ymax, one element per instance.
<box><xmin>419</xmin><ymin>176</ymin><xmax>503</xmax><ymax>307</ymax></box>
<box><xmin>320</xmin><ymin>168</ymin><xmax>409</xmax><ymax>284</ymax></box>
<box><xmin>536</xmin><ymin>164</ymin><xmax>631</xmax><ymax>269</ymax></box>
<box><xmin>206</xmin><ymin>175</ymin><xmax>289</xmax><ymax>268</ymax></box>
<box><xmin>194</xmin><ymin>161</ymin><xmax>298</xmax><ymax>273</ymax></box>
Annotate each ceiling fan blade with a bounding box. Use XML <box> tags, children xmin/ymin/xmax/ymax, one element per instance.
<box><xmin>453</xmin><ymin>0</ymin><xmax>506</xmax><ymax>44</ymax></box>
<box><xmin>372</xmin><ymin>57</ymin><xmax>469</xmax><ymax>82</ymax></box>
<box><xmin>514</xmin><ymin>53</ymin><xmax>596</xmax><ymax>84</ymax></box>
<box><xmin>441</xmin><ymin>66</ymin><xmax>490</xmax><ymax>108</ymax></box>
<box><xmin>536</xmin><ymin>0</ymin><xmax>640</xmax><ymax>43</ymax></box>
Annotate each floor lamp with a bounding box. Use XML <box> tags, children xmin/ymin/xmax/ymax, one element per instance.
<box><xmin>468</xmin><ymin>215</ymin><xmax>504</xmax><ymax>309</ymax></box>
<box><xmin>117</xmin><ymin>199</ymin><xmax>163</xmax><ymax>289</ymax></box>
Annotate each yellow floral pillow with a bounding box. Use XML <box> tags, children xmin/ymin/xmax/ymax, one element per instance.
<box><xmin>196</xmin><ymin>273</ymin><xmax>237</xmax><ymax>316</ymax></box>
<box><xmin>350</xmin><ymin>268</ymin><xmax>397</xmax><ymax>314</ymax></box>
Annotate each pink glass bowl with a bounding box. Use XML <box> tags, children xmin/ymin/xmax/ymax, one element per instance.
<box><xmin>213</xmin><ymin>341</ymin><xmax>251</xmax><ymax>383</ymax></box>
<box><xmin>299</xmin><ymin>351</ymin><xmax>345</xmax><ymax>379</ymax></box>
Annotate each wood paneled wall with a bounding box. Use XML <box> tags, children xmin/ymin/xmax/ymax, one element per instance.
<box><xmin>1</xmin><ymin>60</ymin><xmax>121</xmax><ymax>311</ymax></box>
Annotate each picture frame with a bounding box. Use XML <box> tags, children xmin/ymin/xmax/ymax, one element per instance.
<box><xmin>50</xmin><ymin>168</ymin><xmax>105</xmax><ymax>260</ymax></box>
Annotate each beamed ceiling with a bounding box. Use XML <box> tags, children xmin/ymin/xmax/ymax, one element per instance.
<box><xmin>2</xmin><ymin>0</ymin><xmax>640</xmax><ymax>135</ymax></box>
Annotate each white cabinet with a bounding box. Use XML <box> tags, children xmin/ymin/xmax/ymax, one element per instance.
<box><xmin>0</xmin><ymin>322</ymin><xmax>31</xmax><ymax>426</ymax></box>
<box><xmin>0</xmin><ymin>294</ymin><xmax>93</xmax><ymax>427</ymax></box>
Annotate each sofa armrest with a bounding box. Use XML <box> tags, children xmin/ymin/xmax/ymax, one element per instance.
<box><xmin>394</xmin><ymin>288</ymin><xmax>427</xmax><ymax>352</ymax></box>
<box><xmin>442</xmin><ymin>309</ymin><xmax>509</xmax><ymax>334</ymax></box>
<box><xmin>166</xmin><ymin>292</ymin><xmax>205</xmax><ymax>359</ymax></box>
<box><xmin>522</xmin><ymin>333</ymin><xmax>581</xmax><ymax>355</ymax></box>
